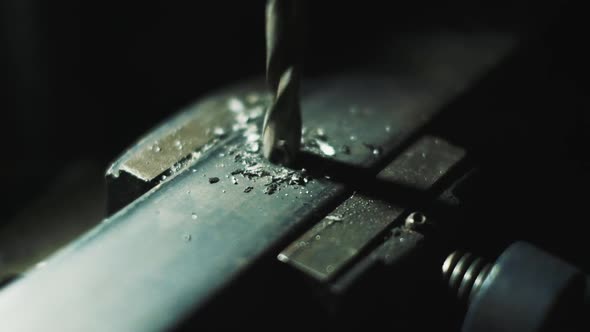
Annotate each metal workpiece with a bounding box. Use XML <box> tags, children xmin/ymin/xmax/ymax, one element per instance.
<box><xmin>105</xmin><ymin>82</ymin><xmax>270</xmax><ymax>214</ymax></box>
<box><xmin>0</xmin><ymin>29</ymin><xmax>517</xmax><ymax>331</ymax></box>
<box><xmin>278</xmin><ymin>136</ymin><xmax>466</xmax><ymax>282</ymax></box>
<box><xmin>106</xmin><ymin>28</ymin><xmax>515</xmax><ymax>215</ymax></box>
<box><xmin>319</xmin><ymin>170</ymin><xmax>474</xmax><ymax>295</ymax></box>
<box><xmin>263</xmin><ymin>0</ymin><xmax>304</xmax><ymax>165</ymax></box>
<box><xmin>451</xmin><ymin>242</ymin><xmax>589</xmax><ymax>332</ymax></box>
<box><xmin>0</xmin><ymin>74</ymin><xmax>444</xmax><ymax>332</ymax></box>
<box><xmin>329</xmin><ymin>226</ymin><xmax>426</xmax><ymax>294</ymax></box>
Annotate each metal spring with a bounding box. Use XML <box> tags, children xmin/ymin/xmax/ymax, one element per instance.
<box><xmin>442</xmin><ymin>251</ymin><xmax>492</xmax><ymax>304</ymax></box>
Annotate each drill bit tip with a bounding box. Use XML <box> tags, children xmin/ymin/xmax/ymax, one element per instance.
<box><xmin>262</xmin><ymin>67</ymin><xmax>301</xmax><ymax>166</ymax></box>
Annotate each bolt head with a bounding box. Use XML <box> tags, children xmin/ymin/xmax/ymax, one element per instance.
<box><xmin>405</xmin><ymin>211</ymin><xmax>427</xmax><ymax>229</ymax></box>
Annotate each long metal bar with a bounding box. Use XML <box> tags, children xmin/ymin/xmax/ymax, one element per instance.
<box><xmin>0</xmin><ymin>30</ymin><xmax>514</xmax><ymax>332</ymax></box>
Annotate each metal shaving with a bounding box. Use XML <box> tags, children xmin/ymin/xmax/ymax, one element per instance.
<box><xmin>325</xmin><ymin>215</ymin><xmax>343</xmax><ymax>222</ymax></box>
<box><xmin>245</xmin><ymin>141</ymin><xmax>260</xmax><ymax>153</ymax></box>
<box><xmin>316</xmin><ymin>139</ymin><xmax>336</xmax><ymax>156</ymax></box>
<box><xmin>363</xmin><ymin>143</ymin><xmax>382</xmax><ymax>156</ymax></box>
<box><xmin>226</xmin><ymin>121</ymin><xmax>312</xmax><ymax>195</ymax></box>
<box><xmin>301</xmin><ymin>127</ymin><xmax>340</xmax><ymax>158</ymax></box>
<box><xmin>240</xmin><ymin>164</ymin><xmax>271</xmax><ymax>179</ymax></box>
<box><xmin>227</xmin><ymin>97</ymin><xmax>245</xmax><ymax>113</ymax></box>
<box><xmin>203</xmin><ymin>95</ymin><xmax>315</xmax><ymax>195</ymax></box>
<box><xmin>230</xmin><ymin>158</ymin><xmax>311</xmax><ymax>195</ymax></box>
<box><xmin>213</xmin><ymin>127</ymin><xmax>226</xmax><ymax>138</ymax></box>
<box><xmin>314</xmin><ymin>128</ymin><xmax>326</xmax><ymax>139</ymax></box>
<box><xmin>248</xmin><ymin>106</ymin><xmax>264</xmax><ymax>119</ymax></box>
<box><xmin>264</xmin><ymin>183</ymin><xmax>278</xmax><ymax>195</ymax></box>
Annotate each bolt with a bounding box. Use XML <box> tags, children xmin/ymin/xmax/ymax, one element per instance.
<box><xmin>404</xmin><ymin>211</ymin><xmax>427</xmax><ymax>230</ymax></box>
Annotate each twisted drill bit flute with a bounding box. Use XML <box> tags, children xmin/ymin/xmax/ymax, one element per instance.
<box><xmin>262</xmin><ymin>0</ymin><xmax>303</xmax><ymax>165</ymax></box>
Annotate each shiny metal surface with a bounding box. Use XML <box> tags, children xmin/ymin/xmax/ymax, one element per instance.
<box><xmin>105</xmin><ymin>84</ymin><xmax>270</xmax><ymax>213</ymax></box>
<box><xmin>118</xmin><ymin>103</ymin><xmax>234</xmax><ymax>182</ymax></box>
<box><xmin>279</xmin><ymin>136</ymin><xmax>465</xmax><ymax>281</ymax></box>
<box><xmin>0</xmin><ymin>29</ymin><xmax>515</xmax><ymax>331</ymax></box>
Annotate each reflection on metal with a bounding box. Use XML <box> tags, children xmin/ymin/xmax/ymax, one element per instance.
<box><xmin>0</xmin><ymin>29</ymin><xmax>515</xmax><ymax>332</ymax></box>
<box><xmin>442</xmin><ymin>251</ymin><xmax>492</xmax><ymax>303</ymax></box>
<box><xmin>120</xmin><ymin>103</ymin><xmax>233</xmax><ymax>182</ymax></box>
<box><xmin>279</xmin><ymin>136</ymin><xmax>465</xmax><ymax>281</ymax></box>
<box><xmin>105</xmin><ymin>85</ymin><xmax>270</xmax><ymax>213</ymax></box>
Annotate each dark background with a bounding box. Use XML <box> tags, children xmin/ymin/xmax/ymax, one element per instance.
<box><xmin>1</xmin><ymin>1</ymin><xmax>588</xmax><ymax>330</ymax></box>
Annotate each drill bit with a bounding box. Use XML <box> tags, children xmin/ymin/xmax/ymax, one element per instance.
<box><xmin>262</xmin><ymin>0</ymin><xmax>303</xmax><ymax>166</ymax></box>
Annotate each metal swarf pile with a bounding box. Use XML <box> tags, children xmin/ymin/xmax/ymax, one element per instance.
<box><xmin>225</xmin><ymin>130</ymin><xmax>311</xmax><ymax>195</ymax></box>
<box><xmin>215</xmin><ymin>95</ymin><xmax>313</xmax><ymax>195</ymax></box>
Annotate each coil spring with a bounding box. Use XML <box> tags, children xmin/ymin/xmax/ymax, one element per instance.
<box><xmin>442</xmin><ymin>251</ymin><xmax>492</xmax><ymax>304</ymax></box>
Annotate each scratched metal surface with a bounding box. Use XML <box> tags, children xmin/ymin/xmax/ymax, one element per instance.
<box><xmin>107</xmin><ymin>89</ymin><xmax>269</xmax><ymax>182</ymax></box>
<box><xmin>279</xmin><ymin>136</ymin><xmax>465</xmax><ymax>282</ymax></box>
<box><xmin>104</xmin><ymin>87</ymin><xmax>270</xmax><ymax>213</ymax></box>
<box><xmin>0</xmin><ymin>31</ymin><xmax>514</xmax><ymax>332</ymax></box>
